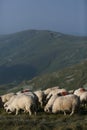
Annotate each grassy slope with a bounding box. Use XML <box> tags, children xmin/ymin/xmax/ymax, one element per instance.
<box><xmin>19</xmin><ymin>60</ymin><xmax>87</xmax><ymax>91</ymax></box>
<box><xmin>0</xmin><ymin>30</ymin><xmax>87</xmax><ymax>84</ymax></box>
<box><xmin>1</xmin><ymin>60</ymin><xmax>87</xmax><ymax>94</ymax></box>
<box><xmin>0</xmin><ymin>109</ymin><xmax>87</xmax><ymax>130</ymax></box>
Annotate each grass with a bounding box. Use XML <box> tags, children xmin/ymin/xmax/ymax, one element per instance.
<box><xmin>0</xmin><ymin>107</ymin><xmax>87</xmax><ymax>130</ymax></box>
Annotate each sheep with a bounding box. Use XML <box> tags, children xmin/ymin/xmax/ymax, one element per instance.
<box><xmin>17</xmin><ymin>91</ymin><xmax>39</xmax><ymax>103</ymax></box>
<box><xmin>80</xmin><ymin>92</ymin><xmax>87</xmax><ymax>107</ymax></box>
<box><xmin>16</xmin><ymin>89</ymin><xmax>32</xmax><ymax>95</ymax></box>
<box><xmin>5</xmin><ymin>94</ymin><xmax>37</xmax><ymax>116</ymax></box>
<box><xmin>74</xmin><ymin>88</ymin><xmax>87</xmax><ymax>107</ymax></box>
<box><xmin>23</xmin><ymin>91</ymin><xmax>39</xmax><ymax>111</ymax></box>
<box><xmin>4</xmin><ymin>95</ymin><xmax>17</xmax><ymax>109</ymax></box>
<box><xmin>44</xmin><ymin>93</ymin><xmax>61</xmax><ymax>113</ymax></box>
<box><xmin>1</xmin><ymin>92</ymin><xmax>15</xmax><ymax>103</ymax></box>
<box><xmin>34</xmin><ymin>90</ymin><xmax>46</xmax><ymax>108</ymax></box>
<box><xmin>52</xmin><ymin>94</ymin><xmax>80</xmax><ymax>116</ymax></box>
<box><xmin>16</xmin><ymin>90</ymin><xmax>39</xmax><ymax>104</ymax></box>
<box><xmin>74</xmin><ymin>88</ymin><xmax>86</xmax><ymax>97</ymax></box>
<box><xmin>46</xmin><ymin>88</ymin><xmax>68</xmax><ymax>102</ymax></box>
<box><xmin>44</xmin><ymin>86</ymin><xmax>59</xmax><ymax>96</ymax></box>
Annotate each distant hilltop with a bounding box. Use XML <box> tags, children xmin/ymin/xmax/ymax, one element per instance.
<box><xmin>0</xmin><ymin>29</ymin><xmax>87</xmax><ymax>85</ymax></box>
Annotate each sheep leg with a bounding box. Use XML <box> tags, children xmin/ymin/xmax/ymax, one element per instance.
<box><xmin>16</xmin><ymin>109</ymin><xmax>19</xmax><ymax>115</ymax></box>
<box><xmin>64</xmin><ymin>111</ymin><xmax>66</xmax><ymax>115</ymax></box>
<box><xmin>70</xmin><ymin>107</ymin><xmax>74</xmax><ymax>116</ymax></box>
<box><xmin>70</xmin><ymin>111</ymin><xmax>74</xmax><ymax>116</ymax></box>
<box><xmin>28</xmin><ymin>109</ymin><xmax>32</xmax><ymax>116</ymax></box>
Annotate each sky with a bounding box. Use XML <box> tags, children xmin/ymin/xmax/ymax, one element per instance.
<box><xmin>0</xmin><ymin>0</ymin><xmax>87</xmax><ymax>35</ymax></box>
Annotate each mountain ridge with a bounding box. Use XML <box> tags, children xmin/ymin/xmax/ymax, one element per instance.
<box><xmin>0</xmin><ymin>29</ymin><xmax>87</xmax><ymax>85</ymax></box>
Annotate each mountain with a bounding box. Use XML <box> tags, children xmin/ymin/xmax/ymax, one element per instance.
<box><xmin>25</xmin><ymin>60</ymin><xmax>87</xmax><ymax>91</ymax></box>
<box><xmin>1</xmin><ymin>60</ymin><xmax>87</xmax><ymax>94</ymax></box>
<box><xmin>0</xmin><ymin>30</ymin><xmax>87</xmax><ymax>85</ymax></box>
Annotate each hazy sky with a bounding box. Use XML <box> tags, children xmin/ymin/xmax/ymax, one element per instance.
<box><xmin>0</xmin><ymin>0</ymin><xmax>87</xmax><ymax>35</ymax></box>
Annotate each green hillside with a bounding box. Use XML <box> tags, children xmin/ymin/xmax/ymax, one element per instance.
<box><xmin>19</xmin><ymin>60</ymin><xmax>87</xmax><ymax>91</ymax></box>
<box><xmin>0</xmin><ymin>30</ymin><xmax>87</xmax><ymax>85</ymax></box>
<box><xmin>1</xmin><ymin>60</ymin><xmax>87</xmax><ymax>94</ymax></box>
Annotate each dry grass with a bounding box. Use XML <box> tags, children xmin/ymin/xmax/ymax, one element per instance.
<box><xmin>0</xmin><ymin>107</ymin><xmax>87</xmax><ymax>130</ymax></box>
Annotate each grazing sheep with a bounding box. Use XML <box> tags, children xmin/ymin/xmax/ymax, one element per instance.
<box><xmin>16</xmin><ymin>89</ymin><xmax>32</xmax><ymax>95</ymax></box>
<box><xmin>34</xmin><ymin>90</ymin><xmax>45</xmax><ymax>108</ymax></box>
<box><xmin>46</xmin><ymin>88</ymin><xmax>68</xmax><ymax>101</ymax></box>
<box><xmin>16</xmin><ymin>91</ymin><xmax>39</xmax><ymax>105</ymax></box>
<box><xmin>44</xmin><ymin>86</ymin><xmax>59</xmax><ymax>96</ymax></box>
<box><xmin>1</xmin><ymin>93</ymin><xmax>15</xmax><ymax>103</ymax></box>
<box><xmin>74</xmin><ymin>88</ymin><xmax>86</xmax><ymax>97</ymax></box>
<box><xmin>74</xmin><ymin>88</ymin><xmax>87</xmax><ymax>106</ymax></box>
<box><xmin>80</xmin><ymin>92</ymin><xmax>87</xmax><ymax>107</ymax></box>
<box><xmin>4</xmin><ymin>95</ymin><xmax>17</xmax><ymax>109</ymax></box>
<box><xmin>5</xmin><ymin>94</ymin><xmax>37</xmax><ymax>116</ymax></box>
<box><xmin>23</xmin><ymin>91</ymin><xmax>39</xmax><ymax>110</ymax></box>
<box><xmin>52</xmin><ymin>94</ymin><xmax>80</xmax><ymax>116</ymax></box>
<box><xmin>44</xmin><ymin>93</ymin><xmax>61</xmax><ymax>113</ymax></box>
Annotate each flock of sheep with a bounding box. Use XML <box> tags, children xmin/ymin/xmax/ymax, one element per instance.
<box><xmin>0</xmin><ymin>86</ymin><xmax>87</xmax><ymax>116</ymax></box>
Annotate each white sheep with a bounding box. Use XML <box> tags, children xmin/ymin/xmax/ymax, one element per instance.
<box><xmin>44</xmin><ymin>94</ymin><xmax>60</xmax><ymax>113</ymax></box>
<box><xmin>80</xmin><ymin>92</ymin><xmax>87</xmax><ymax>107</ymax></box>
<box><xmin>5</xmin><ymin>94</ymin><xmax>37</xmax><ymax>116</ymax></box>
<box><xmin>4</xmin><ymin>95</ymin><xmax>17</xmax><ymax>109</ymax></box>
<box><xmin>1</xmin><ymin>92</ymin><xmax>15</xmax><ymax>103</ymax></box>
<box><xmin>44</xmin><ymin>86</ymin><xmax>59</xmax><ymax>95</ymax></box>
<box><xmin>52</xmin><ymin>94</ymin><xmax>80</xmax><ymax>116</ymax></box>
<box><xmin>74</xmin><ymin>88</ymin><xmax>86</xmax><ymax>97</ymax></box>
<box><xmin>46</xmin><ymin>88</ymin><xmax>68</xmax><ymax>101</ymax></box>
<box><xmin>34</xmin><ymin>90</ymin><xmax>45</xmax><ymax>107</ymax></box>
